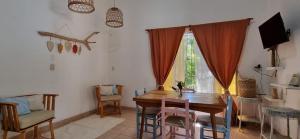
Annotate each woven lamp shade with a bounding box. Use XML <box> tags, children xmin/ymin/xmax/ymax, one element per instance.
<box><xmin>68</xmin><ymin>0</ymin><xmax>95</xmax><ymax>14</ymax></box>
<box><xmin>106</xmin><ymin>7</ymin><xmax>123</xmax><ymax>28</ymax></box>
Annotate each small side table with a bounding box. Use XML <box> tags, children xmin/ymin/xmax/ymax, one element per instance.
<box><xmin>261</xmin><ymin>106</ymin><xmax>300</xmax><ymax>139</ymax></box>
<box><xmin>237</xmin><ymin>96</ymin><xmax>261</xmax><ymax>131</ymax></box>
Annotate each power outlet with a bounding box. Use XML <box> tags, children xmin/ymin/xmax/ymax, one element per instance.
<box><xmin>50</xmin><ymin>64</ymin><xmax>55</xmax><ymax>71</ymax></box>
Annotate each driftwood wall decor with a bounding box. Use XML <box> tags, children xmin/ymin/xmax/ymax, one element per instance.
<box><xmin>38</xmin><ymin>31</ymin><xmax>99</xmax><ymax>51</ymax></box>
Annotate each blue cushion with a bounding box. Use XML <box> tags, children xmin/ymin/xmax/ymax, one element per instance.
<box><xmin>112</xmin><ymin>85</ymin><xmax>117</xmax><ymax>95</ymax></box>
<box><xmin>0</xmin><ymin>97</ymin><xmax>31</xmax><ymax>115</ymax></box>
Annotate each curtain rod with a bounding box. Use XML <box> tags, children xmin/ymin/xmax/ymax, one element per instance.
<box><xmin>145</xmin><ymin>18</ymin><xmax>253</xmax><ymax>32</ymax></box>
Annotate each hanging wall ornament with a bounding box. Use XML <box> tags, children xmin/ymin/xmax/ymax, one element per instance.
<box><xmin>72</xmin><ymin>43</ymin><xmax>78</xmax><ymax>54</ymax></box>
<box><xmin>46</xmin><ymin>37</ymin><xmax>54</xmax><ymax>52</ymax></box>
<box><xmin>65</xmin><ymin>41</ymin><xmax>72</xmax><ymax>52</ymax></box>
<box><xmin>57</xmin><ymin>41</ymin><xmax>64</xmax><ymax>54</ymax></box>
<box><xmin>78</xmin><ymin>46</ymin><xmax>82</xmax><ymax>55</ymax></box>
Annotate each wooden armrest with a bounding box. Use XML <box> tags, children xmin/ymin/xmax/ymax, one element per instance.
<box><xmin>0</xmin><ymin>103</ymin><xmax>20</xmax><ymax>131</ymax></box>
<box><xmin>0</xmin><ymin>102</ymin><xmax>18</xmax><ymax>106</ymax></box>
<box><xmin>43</xmin><ymin>94</ymin><xmax>58</xmax><ymax>111</ymax></box>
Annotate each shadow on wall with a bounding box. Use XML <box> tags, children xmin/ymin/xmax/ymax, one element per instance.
<box><xmin>48</xmin><ymin>0</ymin><xmax>72</xmax><ymax>20</ymax></box>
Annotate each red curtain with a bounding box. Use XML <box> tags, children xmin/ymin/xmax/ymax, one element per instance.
<box><xmin>148</xmin><ymin>27</ymin><xmax>185</xmax><ymax>90</ymax></box>
<box><xmin>191</xmin><ymin>19</ymin><xmax>251</xmax><ymax>94</ymax></box>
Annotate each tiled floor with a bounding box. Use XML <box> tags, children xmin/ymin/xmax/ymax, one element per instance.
<box><xmin>96</xmin><ymin>108</ymin><xmax>261</xmax><ymax>139</ymax></box>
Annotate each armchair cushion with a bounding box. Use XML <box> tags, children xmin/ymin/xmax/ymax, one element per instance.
<box><xmin>100</xmin><ymin>85</ymin><xmax>117</xmax><ymax>96</ymax></box>
<box><xmin>0</xmin><ymin>97</ymin><xmax>31</xmax><ymax>115</ymax></box>
<box><xmin>26</xmin><ymin>95</ymin><xmax>44</xmax><ymax>111</ymax></box>
<box><xmin>19</xmin><ymin>110</ymin><xmax>54</xmax><ymax>129</ymax></box>
<box><xmin>101</xmin><ymin>95</ymin><xmax>122</xmax><ymax>101</ymax></box>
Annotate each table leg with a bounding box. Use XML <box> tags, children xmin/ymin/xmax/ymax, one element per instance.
<box><xmin>287</xmin><ymin>116</ymin><xmax>290</xmax><ymax>138</ymax></box>
<box><xmin>139</xmin><ymin>107</ymin><xmax>146</xmax><ymax>139</ymax></box>
<box><xmin>210</xmin><ymin>113</ymin><xmax>218</xmax><ymax>139</ymax></box>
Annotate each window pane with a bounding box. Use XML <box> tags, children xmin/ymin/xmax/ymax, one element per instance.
<box><xmin>164</xmin><ymin>32</ymin><xmax>236</xmax><ymax>95</ymax></box>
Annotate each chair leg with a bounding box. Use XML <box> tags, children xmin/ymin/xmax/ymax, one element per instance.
<box><xmin>162</xmin><ymin>120</ymin><xmax>166</xmax><ymax>139</ymax></box>
<box><xmin>2</xmin><ymin>130</ymin><xmax>8</xmax><ymax>139</ymax></box>
<box><xmin>153</xmin><ymin>117</ymin><xmax>157</xmax><ymax>139</ymax></box>
<box><xmin>34</xmin><ymin>126</ymin><xmax>39</xmax><ymax>139</ymax></box>
<box><xmin>100</xmin><ymin>102</ymin><xmax>104</xmax><ymax>117</ymax></box>
<box><xmin>114</xmin><ymin>101</ymin><xmax>117</xmax><ymax>112</ymax></box>
<box><xmin>136</xmin><ymin>113</ymin><xmax>141</xmax><ymax>138</ymax></box>
<box><xmin>270</xmin><ymin>116</ymin><xmax>273</xmax><ymax>139</ymax></box>
<box><xmin>97</xmin><ymin>102</ymin><xmax>102</xmax><ymax>115</ymax></box>
<box><xmin>200</xmin><ymin>127</ymin><xmax>204</xmax><ymax>139</ymax></box>
<box><xmin>185</xmin><ymin>128</ymin><xmax>189</xmax><ymax>139</ymax></box>
<box><xmin>145</xmin><ymin>118</ymin><xmax>148</xmax><ymax>132</ymax></box>
<box><xmin>49</xmin><ymin>120</ymin><xmax>55</xmax><ymax>139</ymax></box>
<box><xmin>191</xmin><ymin>123</ymin><xmax>195</xmax><ymax>138</ymax></box>
<box><xmin>118</xmin><ymin>101</ymin><xmax>121</xmax><ymax>115</ymax></box>
<box><xmin>19</xmin><ymin>131</ymin><xmax>26</xmax><ymax>139</ymax></box>
<box><xmin>224</xmin><ymin>130</ymin><xmax>231</xmax><ymax>139</ymax></box>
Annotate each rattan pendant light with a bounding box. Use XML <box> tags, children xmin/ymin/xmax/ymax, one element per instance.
<box><xmin>106</xmin><ymin>0</ymin><xmax>123</xmax><ymax>28</ymax></box>
<box><xmin>68</xmin><ymin>0</ymin><xmax>95</xmax><ymax>14</ymax></box>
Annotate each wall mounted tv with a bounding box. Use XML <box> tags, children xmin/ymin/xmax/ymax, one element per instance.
<box><xmin>259</xmin><ymin>12</ymin><xmax>290</xmax><ymax>49</ymax></box>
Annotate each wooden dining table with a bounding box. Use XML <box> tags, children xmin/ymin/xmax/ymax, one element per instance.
<box><xmin>133</xmin><ymin>90</ymin><xmax>226</xmax><ymax>139</ymax></box>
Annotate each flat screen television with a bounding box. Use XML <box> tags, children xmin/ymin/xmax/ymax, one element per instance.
<box><xmin>259</xmin><ymin>12</ymin><xmax>289</xmax><ymax>49</ymax></box>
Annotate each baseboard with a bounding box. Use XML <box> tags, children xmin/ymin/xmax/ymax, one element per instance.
<box><xmin>10</xmin><ymin>109</ymin><xmax>97</xmax><ymax>139</ymax></box>
<box><xmin>121</xmin><ymin>106</ymin><xmax>135</xmax><ymax>110</ymax></box>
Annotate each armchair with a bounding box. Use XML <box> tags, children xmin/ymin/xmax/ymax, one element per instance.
<box><xmin>0</xmin><ymin>94</ymin><xmax>58</xmax><ymax>139</ymax></box>
<box><xmin>95</xmin><ymin>85</ymin><xmax>123</xmax><ymax>117</ymax></box>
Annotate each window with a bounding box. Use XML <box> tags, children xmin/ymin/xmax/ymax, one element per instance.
<box><xmin>164</xmin><ymin>32</ymin><xmax>237</xmax><ymax>95</ymax></box>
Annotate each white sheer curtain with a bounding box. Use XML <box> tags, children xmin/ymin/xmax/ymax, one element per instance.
<box><xmin>165</xmin><ymin>32</ymin><xmax>216</xmax><ymax>93</ymax></box>
<box><xmin>173</xmin><ymin>44</ymin><xmax>186</xmax><ymax>82</ymax></box>
<box><xmin>194</xmin><ymin>45</ymin><xmax>214</xmax><ymax>93</ymax></box>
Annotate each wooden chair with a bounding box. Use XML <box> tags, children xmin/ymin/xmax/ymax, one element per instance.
<box><xmin>160</xmin><ymin>98</ymin><xmax>195</xmax><ymax>139</ymax></box>
<box><xmin>135</xmin><ymin>89</ymin><xmax>161</xmax><ymax>139</ymax></box>
<box><xmin>0</xmin><ymin>94</ymin><xmax>58</xmax><ymax>139</ymax></box>
<box><xmin>197</xmin><ymin>95</ymin><xmax>233</xmax><ymax>139</ymax></box>
<box><xmin>95</xmin><ymin>85</ymin><xmax>123</xmax><ymax>117</ymax></box>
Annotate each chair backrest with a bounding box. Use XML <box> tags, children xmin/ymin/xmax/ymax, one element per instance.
<box><xmin>224</xmin><ymin>95</ymin><xmax>233</xmax><ymax>129</ymax></box>
<box><xmin>161</xmin><ymin>98</ymin><xmax>190</xmax><ymax>126</ymax></box>
<box><xmin>134</xmin><ymin>88</ymin><xmax>146</xmax><ymax>110</ymax></box>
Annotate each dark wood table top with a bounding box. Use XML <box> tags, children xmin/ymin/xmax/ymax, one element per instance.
<box><xmin>133</xmin><ymin>90</ymin><xmax>226</xmax><ymax>113</ymax></box>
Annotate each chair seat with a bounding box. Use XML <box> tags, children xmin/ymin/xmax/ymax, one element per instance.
<box><xmin>101</xmin><ymin>95</ymin><xmax>122</xmax><ymax>101</ymax></box>
<box><xmin>165</xmin><ymin>115</ymin><xmax>194</xmax><ymax>128</ymax></box>
<box><xmin>19</xmin><ymin>110</ymin><xmax>54</xmax><ymax>129</ymax></box>
<box><xmin>138</xmin><ymin>107</ymin><xmax>160</xmax><ymax>115</ymax></box>
<box><xmin>196</xmin><ymin>115</ymin><xmax>225</xmax><ymax>128</ymax></box>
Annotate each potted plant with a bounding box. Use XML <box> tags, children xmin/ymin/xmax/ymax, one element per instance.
<box><xmin>177</xmin><ymin>81</ymin><xmax>185</xmax><ymax>97</ymax></box>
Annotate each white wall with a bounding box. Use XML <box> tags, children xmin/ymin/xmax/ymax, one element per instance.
<box><xmin>0</xmin><ymin>0</ymin><xmax>111</xmax><ymax>122</ymax></box>
<box><xmin>262</xmin><ymin>0</ymin><xmax>300</xmax><ymax>137</ymax></box>
<box><xmin>107</xmin><ymin>0</ymin><xmax>272</xmax><ymax>107</ymax></box>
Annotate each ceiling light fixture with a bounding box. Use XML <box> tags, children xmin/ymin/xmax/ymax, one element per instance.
<box><xmin>68</xmin><ymin>0</ymin><xmax>95</xmax><ymax>14</ymax></box>
<box><xmin>106</xmin><ymin>0</ymin><xmax>123</xmax><ymax>28</ymax></box>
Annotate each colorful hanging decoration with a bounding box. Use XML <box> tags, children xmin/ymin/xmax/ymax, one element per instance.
<box><xmin>38</xmin><ymin>31</ymin><xmax>99</xmax><ymax>55</ymax></box>
<box><xmin>65</xmin><ymin>41</ymin><xmax>72</xmax><ymax>52</ymax></box>
<box><xmin>38</xmin><ymin>31</ymin><xmax>99</xmax><ymax>51</ymax></box>
<box><xmin>46</xmin><ymin>37</ymin><xmax>54</xmax><ymax>52</ymax></box>
<box><xmin>72</xmin><ymin>43</ymin><xmax>78</xmax><ymax>54</ymax></box>
<box><xmin>57</xmin><ymin>42</ymin><xmax>64</xmax><ymax>54</ymax></box>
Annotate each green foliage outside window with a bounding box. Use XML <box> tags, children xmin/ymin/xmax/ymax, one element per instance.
<box><xmin>184</xmin><ymin>34</ymin><xmax>197</xmax><ymax>89</ymax></box>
